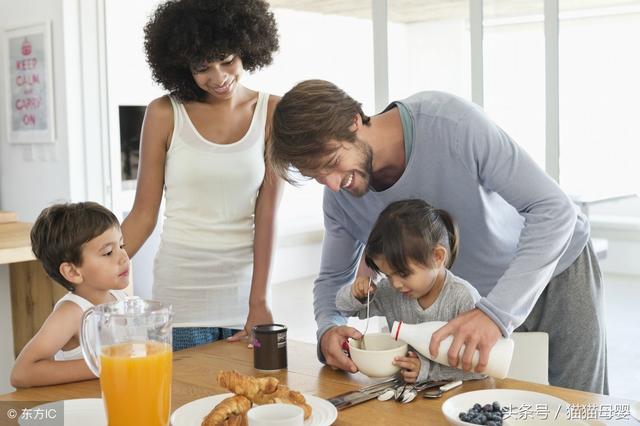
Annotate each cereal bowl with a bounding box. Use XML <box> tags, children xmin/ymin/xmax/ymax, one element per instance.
<box><xmin>348</xmin><ymin>333</ymin><xmax>408</xmax><ymax>378</ymax></box>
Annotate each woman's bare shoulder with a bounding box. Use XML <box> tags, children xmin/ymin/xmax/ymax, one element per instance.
<box><xmin>146</xmin><ymin>95</ymin><xmax>173</xmax><ymax>118</ymax></box>
<box><xmin>267</xmin><ymin>94</ymin><xmax>281</xmax><ymax>109</ymax></box>
<box><xmin>265</xmin><ymin>94</ymin><xmax>281</xmax><ymax>139</ymax></box>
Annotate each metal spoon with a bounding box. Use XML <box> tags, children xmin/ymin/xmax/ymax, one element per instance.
<box><xmin>377</xmin><ymin>388</ymin><xmax>396</xmax><ymax>401</ymax></box>
<box><xmin>401</xmin><ymin>388</ymin><xmax>419</xmax><ymax>403</ymax></box>
<box><xmin>394</xmin><ymin>383</ymin><xmax>407</xmax><ymax>401</ymax></box>
<box><xmin>396</xmin><ymin>384</ymin><xmax>415</xmax><ymax>402</ymax></box>
<box><xmin>422</xmin><ymin>380</ymin><xmax>463</xmax><ymax>399</ymax></box>
<box><xmin>399</xmin><ymin>380</ymin><xmax>450</xmax><ymax>403</ymax></box>
<box><xmin>360</xmin><ymin>276</ymin><xmax>372</xmax><ymax>350</ymax></box>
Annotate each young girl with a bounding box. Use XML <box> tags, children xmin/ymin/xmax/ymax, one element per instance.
<box><xmin>11</xmin><ymin>202</ymin><xmax>129</xmax><ymax>388</ymax></box>
<box><xmin>121</xmin><ymin>0</ymin><xmax>282</xmax><ymax>350</ymax></box>
<box><xmin>336</xmin><ymin>199</ymin><xmax>485</xmax><ymax>383</ymax></box>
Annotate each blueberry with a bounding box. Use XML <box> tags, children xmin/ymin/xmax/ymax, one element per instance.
<box><xmin>492</xmin><ymin>401</ymin><xmax>501</xmax><ymax>412</ymax></box>
<box><xmin>473</xmin><ymin>403</ymin><xmax>482</xmax><ymax>411</ymax></box>
<box><xmin>483</xmin><ymin>404</ymin><xmax>493</xmax><ymax>412</ymax></box>
<box><xmin>459</xmin><ymin>413</ymin><xmax>468</xmax><ymax>421</ymax></box>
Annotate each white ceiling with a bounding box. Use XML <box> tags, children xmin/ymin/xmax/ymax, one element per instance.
<box><xmin>268</xmin><ymin>0</ymin><xmax>640</xmax><ymax>23</ymax></box>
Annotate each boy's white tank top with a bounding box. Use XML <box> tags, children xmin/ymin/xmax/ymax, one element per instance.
<box><xmin>162</xmin><ymin>92</ymin><xmax>267</xmax><ymax>250</ymax></box>
<box><xmin>53</xmin><ymin>290</ymin><xmax>128</xmax><ymax>361</ymax></box>
<box><xmin>153</xmin><ymin>92</ymin><xmax>268</xmax><ymax>327</ymax></box>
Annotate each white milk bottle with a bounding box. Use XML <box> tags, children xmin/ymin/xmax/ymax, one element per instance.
<box><xmin>390</xmin><ymin>321</ymin><xmax>514</xmax><ymax>379</ymax></box>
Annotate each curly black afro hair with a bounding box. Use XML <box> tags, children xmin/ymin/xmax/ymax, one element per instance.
<box><xmin>144</xmin><ymin>0</ymin><xmax>279</xmax><ymax>102</ymax></box>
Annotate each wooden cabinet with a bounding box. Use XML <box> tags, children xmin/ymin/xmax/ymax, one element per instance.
<box><xmin>0</xmin><ymin>221</ymin><xmax>66</xmax><ymax>357</ymax></box>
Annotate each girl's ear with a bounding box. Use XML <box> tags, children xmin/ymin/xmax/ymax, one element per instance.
<box><xmin>433</xmin><ymin>245</ymin><xmax>447</xmax><ymax>268</ymax></box>
<box><xmin>60</xmin><ymin>262</ymin><xmax>83</xmax><ymax>285</ymax></box>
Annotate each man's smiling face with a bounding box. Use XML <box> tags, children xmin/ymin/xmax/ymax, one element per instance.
<box><xmin>301</xmin><ymin>139</ymin><xmax>373</xmax><ymax>197</ymax></box>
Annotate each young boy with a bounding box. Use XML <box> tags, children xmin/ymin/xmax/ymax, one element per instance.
<box><xmin>10</xmin><ymin>202</ymin><xmax>130</xmax><ymax>388</ymax></box>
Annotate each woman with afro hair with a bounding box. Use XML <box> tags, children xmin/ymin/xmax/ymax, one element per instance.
<box><xmin>121</xmin><ymin>0</ymin><xmax>283</xmax><ymax>351</ymax></box>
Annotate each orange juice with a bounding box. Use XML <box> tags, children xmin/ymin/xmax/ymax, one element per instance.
<box><xmin>99</xmin><ymin>341</ymin><xmax>172</xmax><ymax>426</ymax></box>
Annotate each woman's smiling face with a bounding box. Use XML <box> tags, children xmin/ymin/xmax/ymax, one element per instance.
<box><xmin>191</xmin><ymin>54</ymin><xmax>244</xmax><ymax>100</ymax></box>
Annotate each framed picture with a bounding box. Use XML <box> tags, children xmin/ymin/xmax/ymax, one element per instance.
<box><xmin>3</xmin><ymin>22</ymin><xmax>55</xmax><ymax>143</ymax></box>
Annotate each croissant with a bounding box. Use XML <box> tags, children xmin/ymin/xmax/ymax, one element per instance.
<box><xmin>201</xmin><ymin>395</ymin><xmax>251</xmax><ymax>426</ymax></box>
<box><xmin>214</xmin><ymin>371</ymin><xmax>312</xmax><ymax>420</ymax></box>
<box><xmin>217</xmin><ymin>370</ymin><xmax>279</xmax><ymax>400</ymax></box>
<box><xmin>253</xmin><ymin>384</ymin><xmax>312</xmax><ymax>420</ymax></box>
<box><xmin>223</xmin><ymin>414</ymin><xmax>247</xmax><ymax>426</ymax></box>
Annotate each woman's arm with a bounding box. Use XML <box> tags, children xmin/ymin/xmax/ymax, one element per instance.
<box><xmin>229</xmin><ymin>95</ymin><xmax>284</xmax><ymax>341</ymax></box>
<box><xmin>121</xmin><ymin>96</ymin><xmax>173</xmax><ymax>257</ymax></box>
<box><xmin>10</xmin><ymin>303</ymin><xmax>94</xmax><ymax>388</ymax></box>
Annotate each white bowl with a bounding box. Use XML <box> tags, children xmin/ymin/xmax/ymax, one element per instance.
<box><xmin>441</xmin><ymin>389</ymin><xmax>585</xmax><ymax>425</ymax></box>
<box><xmin>247</xmin><ymin>403</ymin><xmax>304</xmax><ymax>426</ymax></box>
<box><xmin>348</xmin><ymin>333</ymin><xmax>408</xmax><ymax>378</ymax></box>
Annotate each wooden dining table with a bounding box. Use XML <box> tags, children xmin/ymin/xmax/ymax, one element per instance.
<box><xmin>0</xmin><ymin>339</ymin><xmax>637</xmax><ymax>425</ymax></box>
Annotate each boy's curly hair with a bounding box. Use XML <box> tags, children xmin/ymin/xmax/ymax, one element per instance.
<box><xmin>30</xmin><ymin>202</ymin><xmax>120</xmax><ymax>292</ymax></box>
<box><xmin>144</xmin><ymin>0</ymin><xmax>279</xmax><ymax>102</ymax></box>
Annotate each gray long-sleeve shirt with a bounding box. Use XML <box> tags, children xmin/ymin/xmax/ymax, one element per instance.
<box><xmin>315</xmin><ymin>91</ymin><xmax>589</xmax><ymax>354</ymax></box>
<box><xmin>336</xmin><ymin>270</ymin><xmax>486</xmax><ymax>381</ymax></box>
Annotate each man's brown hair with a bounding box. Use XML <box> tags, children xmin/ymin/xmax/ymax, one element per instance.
<box><xmin>268</xmin><ymin>79</ymin><xmax>370</xmax><ymax>184</ymax></box>
<box><xmin>30</xmin><ymin>202</ymin><xmax>120</xmax><ymax>292</ymax></box>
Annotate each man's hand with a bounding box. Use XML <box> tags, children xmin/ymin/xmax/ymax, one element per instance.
<box><xmin>428</xmin><ymin>308</ymin><xmax>501</xmax><ymax>373</ymax></box>
<box><xmin>320</xmin><ymin>325</ymin><xmax>362</xmax><ymax>373</ymax></box>
<box><xmin>227</xmin><ymin>303</ymin><xmax>273</xmax><ymax>342</ymax></box>
<box><xmin>393</xmin><ymin>351</ymin><xmax>421</xmax><ymax>383</ymax></box>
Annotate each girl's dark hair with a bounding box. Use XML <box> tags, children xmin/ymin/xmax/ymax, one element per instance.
<box><xmin>364</xmin><ymin>199</ymin><xmax>459</xmax><ymax>276</ymax></box>
<box><xmin>30</xmin><ymin>202</ymin><xmax>120</xmax><ymax>292</ymax></box>
<box><xmin>144</xmin><ymin>0</ymin><xmax>279</xmax><ymax>102</ymax></box>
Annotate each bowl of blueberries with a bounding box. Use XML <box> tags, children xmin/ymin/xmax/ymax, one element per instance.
<box><xmin>442</xmin><ymin>389</ymin><xmax>569</xmax><ymax>425</ymax></box>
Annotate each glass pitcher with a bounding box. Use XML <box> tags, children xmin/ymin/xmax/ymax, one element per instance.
<box><xmin>80</xmin><ymin>298</ymin><xmax>173</xmax><ymax>426</ymax></box>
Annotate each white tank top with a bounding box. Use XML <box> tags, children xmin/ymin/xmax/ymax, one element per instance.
<box><xmin>162</xmin><ymin>92</ymin><xmax>268</xmax><ymax>250</ymax></box>
<box><xmin>53</xmin><ymin>290</ymin><xmax>128</xmax><ymax>361</ymax></box>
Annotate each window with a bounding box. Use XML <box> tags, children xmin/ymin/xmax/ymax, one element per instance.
<box><xmin>245</xmin><ymin>3</ymin><xmax>375</xmax><ymax>234</ymax></box>
<box><xmin>559</xmin><ymin>2</ymin><xmax>640</xmax><ymax>200</ymax></box>
<box><xmin>483</xmin><ymin>1</ymin><xmax>546</xmax><ymax>168</ymax></box>
<box><xmin>387</xmin><ymin>2</ymin><xmax>471</xmax><ymax>101</ymax></box>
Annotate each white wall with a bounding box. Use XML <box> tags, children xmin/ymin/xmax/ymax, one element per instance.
<box><xmin>0</xmin><ymin>0</ymin><xmax>113</xmax><ymax>394</ymax></box>
<box><xmin>0</xmin><ymin>0</ymin><xmax>72</xmax><ymax>395</ymax></box>
<box><xmin>0</xmin><ymin>0</ymin><xmax>71</xmax><ymax>220</ymax></box>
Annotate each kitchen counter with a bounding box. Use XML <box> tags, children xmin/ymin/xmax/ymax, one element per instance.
<box><xmin>0</xmin><ymin>221</ymin><xmax>35</xmax><ymax>264</ymax></box>
<box><xmin>0</xmin><ymin>221</ymin><xmax>66</xmax><ymax>357</ymax></box>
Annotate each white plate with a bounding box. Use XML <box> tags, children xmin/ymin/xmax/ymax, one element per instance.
<box><xmin>442</xmin><ymin>389</ymin><xmax>589</xmax><ymax>425</ymax></box>
<box><xmin>631</xmin><ymin>401</ymin><xmax>640</xmax><ymax>422</ymax></box>
<box><xmin>19</xmin><ymin>398</ymin><xmax>106</xmax><ymax>426</ymax></box>
<box><xmin>171</xmin><ymin>393</ymin><xmax>337</xmax><ymax>426</ymax></box>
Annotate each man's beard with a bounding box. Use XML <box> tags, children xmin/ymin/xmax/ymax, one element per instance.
<box><xmin>350</xmin><ymin>139</ymin><xmax>374</xmax><ymax>197</ymax></box>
